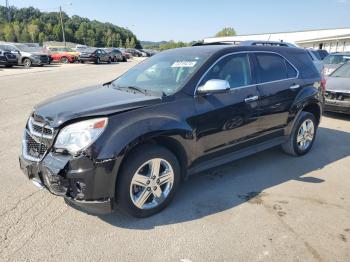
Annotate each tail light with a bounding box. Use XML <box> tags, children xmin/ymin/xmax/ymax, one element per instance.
<box><xmin>321</xmin><ymin>78</ymin><xmax>326</xmax><ymax>95</ymax></box>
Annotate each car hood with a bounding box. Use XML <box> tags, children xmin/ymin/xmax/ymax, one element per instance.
<box><xmin>33</xmin><ymin>85</ymin><xmax>161</xmax><ymax>128</ymax></box>
<box><xmin>326</xmin><ymin>77</ymin><xmax>350</xmax><ymax>93</ymax></box>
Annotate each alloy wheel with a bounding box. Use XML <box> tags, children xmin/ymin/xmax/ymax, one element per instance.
<box><xmin>296</xmin><ymin>119</ymin><xmax>315</xmax><ymax>151</ymax></box>
<box><xmin>129</xmin><ymin>158</ymin><xmax>174</xmax><ymax>210</ymax></box>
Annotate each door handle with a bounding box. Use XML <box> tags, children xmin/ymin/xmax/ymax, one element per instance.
<box><xmin>289</xmin><ymin>84</ymin><xmax>300</xmax><ymax>90</ymax></box>
<box><xmin>244</xmin><ymin>96</ymin><xmax>259</xmax><ymax>103</ymax></box>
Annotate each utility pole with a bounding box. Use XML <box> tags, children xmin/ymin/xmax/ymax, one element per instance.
<box><xmin>59</xmin><ymin>6</ymin><xmax>66</xmax><ymax>47</ymax></box>
<box><xmin>5</xmin><ymin>0</ymin><xmax>11</xmax><ymax>22</ymax></box>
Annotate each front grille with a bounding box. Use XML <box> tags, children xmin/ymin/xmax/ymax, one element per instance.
<box><xmin>22</xmin><ymin>117</ymin><xmax>54</xmax><ymax>162</ymax></box>
<box><xmin>325</xmin><ymin>91</ymin><xmax>350</xmax><ymax>102</ymax></box>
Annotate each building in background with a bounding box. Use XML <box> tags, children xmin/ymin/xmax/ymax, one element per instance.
<box><xmin>204</xmin><ymin>28</ymin><xmax>350</xmax><ymax>52</ymax></box>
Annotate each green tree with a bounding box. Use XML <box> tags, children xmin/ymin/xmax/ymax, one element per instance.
<box><xmin>130</xmin><ymin>37</ymin><xmax>136</xmax><ymax>48</ymax></box>
<box><xmin>125</xmin><ymin>37</ymin><xmax>130</xmax><ymax>48</ymax></box>
<box><xmin>27</xmin><ymin>23</ymin><xmax>39</xmax><ymax>42</ymax></box>
<box><xmin>3</xmin><ymin>23</ymin><xmax>16</xmax><ymax>42</ymax></box>
<box><xmin>215</xmin><ymin>27</ymin><xmax>236</xmax><ymax>37</ymax></box>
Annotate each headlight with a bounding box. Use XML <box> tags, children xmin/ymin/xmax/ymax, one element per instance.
<box><xmin>55</xmin><ymin>118</ymin><xmax>108</xmax><ymax>155</ymax></box>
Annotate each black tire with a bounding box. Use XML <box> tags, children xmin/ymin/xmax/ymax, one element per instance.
<box><xmin>23</xmin><ymin>58</ymin><xmax>32</xmax><ymax>68</ymax></box>
<box><xmin>108</xmin><ymin>57</ymin><xmax>112</xmax><ymax>64</ymax></box>
<box><xmin>282</xmin><ymin>112</ymin><xmax>318</xmax><ymax>156</ymax></box>
<box><xmin>122</xmin><ymin>56</ymin><xmax>127</xmax><ymax>62</ymax></box>
<box><xmin>95</xmin><ymin>57</ymin><xmax>100</xmax><ymax>64</ymax></box>
<box><xmin>60</xmin><ymin>57</ymin><xmax>69</xmax><ymax>63</ymax></box>
<box><xmin>80</xmin><ymin>60</ymin><xmax>85</xmax><ymax>64</ymax></box>
<box><xmin>116</xmin><ymin>144</ymin><xmax>181</xmax><ymax>217</ymax></box>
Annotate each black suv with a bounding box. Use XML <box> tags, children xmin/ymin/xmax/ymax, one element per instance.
<box><xmin>19</xmin><ymin>45</ymin><xmax>324</xmax><ymax>217</ymax></box>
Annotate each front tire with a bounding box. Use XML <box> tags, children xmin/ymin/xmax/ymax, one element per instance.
<box><xmin>23</xmin><ymin>58</ymin><xmax>32</xmax><ymax>68</ymax></box>
<box><xmin>282</xmin><ymin>112</ymin><xmax>317</xmax><ymax>156</ymax></box>
<box><xmin>116</xmin><ymin>144</ymin><xmax>181</xmax><ymax>217</ymax></box>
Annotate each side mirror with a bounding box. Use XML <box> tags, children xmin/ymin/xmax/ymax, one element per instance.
<box><xmin>197</xmin><ymin>79</ymin><xmax>230</xmax><ymax>95</ymax></box>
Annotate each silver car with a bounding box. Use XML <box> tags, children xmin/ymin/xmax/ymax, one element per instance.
<box><xmin>323</xmin><ymin>52</ymin><xmax>350</xmax><ymax>76</ymax></box>
<box><xmin>324</xmin><ymin>62</ymin><xmax>350</xmax><ymax>114</ymax></box>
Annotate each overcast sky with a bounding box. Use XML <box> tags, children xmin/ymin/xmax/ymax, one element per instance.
<box><xmin>6</xmin><ymin>0</ymin><xmax>350</xmax><ymax>41</ymax></box>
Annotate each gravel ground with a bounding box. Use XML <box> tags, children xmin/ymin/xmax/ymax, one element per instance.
<box><xmin>0</xmin><ymin>60</ymin><xmax>349</xmax><ymax>262</ymax></box>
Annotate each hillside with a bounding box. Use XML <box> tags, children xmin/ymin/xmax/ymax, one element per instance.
<box><xmin>0</xmin><ymin>6</ymin><xmax>141</xmax><ymax>48</ymax></box>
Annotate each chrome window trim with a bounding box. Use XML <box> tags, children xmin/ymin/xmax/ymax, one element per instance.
<box><xmin>194</xmin><ymin>51</ymin><xmax>300</xmax><ymax>96</ymax></box>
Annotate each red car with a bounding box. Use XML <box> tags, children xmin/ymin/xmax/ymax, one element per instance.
<box><xmin>50</xmin><ymin>52</ymin><xmax>77</xmax><ymax>63</ymax></box>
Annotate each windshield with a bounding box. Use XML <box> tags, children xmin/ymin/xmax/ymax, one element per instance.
<box><xmin>330</xmin><ymin>62</ymin><xmax>350</xmax><ymax>78</ymax></box>
<box><xmin>111</xmin><ymin>51</ymin><xmax>207</xmax><ymax>96</ymax></box>
<box><xmin>323</xmin><ymin>54</ymin><xmax>350</xmax><ymax>64</ymax></box>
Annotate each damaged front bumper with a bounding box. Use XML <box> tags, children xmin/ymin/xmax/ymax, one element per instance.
<box><xmin>19</xmin><ymin>152</ymin><xmax>117</xmax><ymax>214</ymax></box>
<box><xmin>324</xmin><ymin>99</ymin><xmax>350</xmax><ymax>114</ymax></box>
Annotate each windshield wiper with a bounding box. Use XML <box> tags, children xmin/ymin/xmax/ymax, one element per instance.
<box><xmin>115</xmin><ymin>85</ymin><xmax>147</xmax><ymax>95</ymax></box>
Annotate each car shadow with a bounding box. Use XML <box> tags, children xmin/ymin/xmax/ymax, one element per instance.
<box><xmin>98</xmin><ymin>127</ymin><xmax>350</xmax><ymax>229</ymax></box>
<box><xmin>324</xmin><ymin>112</ymin><xmax>350</xmax><ymax>120</ymax></box>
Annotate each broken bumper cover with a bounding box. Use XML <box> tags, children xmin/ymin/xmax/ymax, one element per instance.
<box><xmin>19</xmin><ymin>153</ymin><xmax>117</xmax><ymax>214</ymax></box>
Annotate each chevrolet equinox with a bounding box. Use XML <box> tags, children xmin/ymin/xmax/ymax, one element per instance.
<box><xmin>19</xmin><ymin>45</ymin><xmax>324</xmax><ymax>217</ymax></box>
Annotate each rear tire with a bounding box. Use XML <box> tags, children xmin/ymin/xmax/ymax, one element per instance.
<box><xmin>282</xmin><ymin>112</ymin><xmax>317</xmax><ymax>156</ymax></box>
<box><xmin>116</xmin><ymin>144</ymin><xmax>181</xmax><ymax>218</ymax></box>
<box><xmin>60</xmin><ymin>57</ymin><xmax>69</xmax><ymax>63</ymax></box>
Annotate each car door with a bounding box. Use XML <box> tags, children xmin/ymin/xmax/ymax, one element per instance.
<box><xmin>252</xmin><ymin>52</ymin><xmax>301</xmax><ymax>135</ymax></box>
<box><xmin>100</xmin><ymin>49</ymin><xmax>109</xmax><ymax>61</ymax></box>
<box><xmin>192</xmin><ymin>53</ymin><xmax>260</xmax><ymax>158</ymax></box>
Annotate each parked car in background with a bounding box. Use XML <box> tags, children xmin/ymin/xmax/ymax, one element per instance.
<box><xmin>305</xmin><ymin>49</ymin><xmax>324</xmax><ymax>74</ymax></box>
<box><xmin>47</xmin><ymin>46</ymin><xmax>78</xmax><ymax>63</ymax></box>
<box><xmin>50</xmin><ymin>52</ymin><xmax>77</xmax><ymax>63</ymax></box>
<box><xmin>2</xmin><ymin>43</ymin><xmax>50</xmax><ymax>68</ymax></box>
<box><xmin>0</xmin><ymin>46</ymin><xmax>18</xmax><ymax>67</ymax></box>
<box><xmin>79</xmin><ymin>48</ymin><xmax>112</xmax><ymax>64</ymax></box>
<box><xmin>126</xmin><ymin>48</ymin><xmax>143</xmax><ymax>57</ymax></box>
<box><xmin>47</xmin><ymin>46</ymin><xmax>80</xmax><ymax>56</ymax></box>
<box><xmin>323</xmin><ymin>52</ymin><xmax>350</xmax><ymax>76</ymax></box>
<box><xmin>19</xmin><ymin>45</ymin><xmax>323</xmax><ymax>217</ymax></box>
<box><xmin>324</xmin><ymin>62</ymin><xmax>350</xmax><ymax>114</ymax></box>
<box><xmin>104</xmin><ymin>48</ymin><xmax>126</xmax><ymax>62</ymax></box>
<box><xmin>315</xmin><ymin>49</ymin><xmax>329</xmax><ymax>60</ymax></box>
<box><xmin>117</xmin><ymin>48</ymin><xmax>132</xmax><ymax>59</ymax></box>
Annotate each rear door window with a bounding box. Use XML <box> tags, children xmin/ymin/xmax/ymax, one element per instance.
<box><xmin>255</xmin><ymin>53</ymin><xmax>296</xmax><ymax>83</ymax></box>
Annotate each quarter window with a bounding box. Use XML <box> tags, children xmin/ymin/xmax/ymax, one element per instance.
<box><xmin>200</xmin><ymin>53</ymin><xmax>252</xmax><ymax>88</ymax></box>
<box><xmin>255</xmin><ymin>53</ymin><xmax>296</xmax><ymax>83</ymax></box>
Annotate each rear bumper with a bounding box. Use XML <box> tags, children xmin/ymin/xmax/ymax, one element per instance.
<box><xmin>325</xmin><ymin>99</ymin><xmax>350</xmax><ymax>114</ymax></box>
<box><xmin>19</xmin><ymin>153</ymin><xmax>116</xmax><ymax>214</ymax></box>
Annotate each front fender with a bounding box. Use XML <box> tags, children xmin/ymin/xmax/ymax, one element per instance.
<box><xmin>96</xmin><ymin>112</ymin><xmax>194</xmax><ymax>160</ymax></box>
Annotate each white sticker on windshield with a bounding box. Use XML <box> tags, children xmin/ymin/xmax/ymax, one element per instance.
<box><xmin>171</xmin><ymin>61</ymin><xmax>197</xmax><ymax>68</ymax></box>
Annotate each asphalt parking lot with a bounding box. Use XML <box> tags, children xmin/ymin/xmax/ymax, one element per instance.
<box><xmin>0</xmin><ymin>60</ymin><xmax>349</xmax><ymax>262</ymax></box>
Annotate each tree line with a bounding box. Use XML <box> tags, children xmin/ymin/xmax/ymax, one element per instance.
<box><xmin>0</xmin><ymin>6</ymin><xmax>142</xmax><ymax>48</ymax></box>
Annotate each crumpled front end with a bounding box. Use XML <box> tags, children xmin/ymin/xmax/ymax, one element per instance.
<box><xmin>19</xmin><ymin>116</ymin><xmax>117</xmax><ymax>214</ymax></box>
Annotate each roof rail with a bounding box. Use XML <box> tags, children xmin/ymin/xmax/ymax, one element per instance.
<box><xmin>194</xmin><ymin>40</ymin><xmax>296</xmax><ymax>48</ymax></box>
